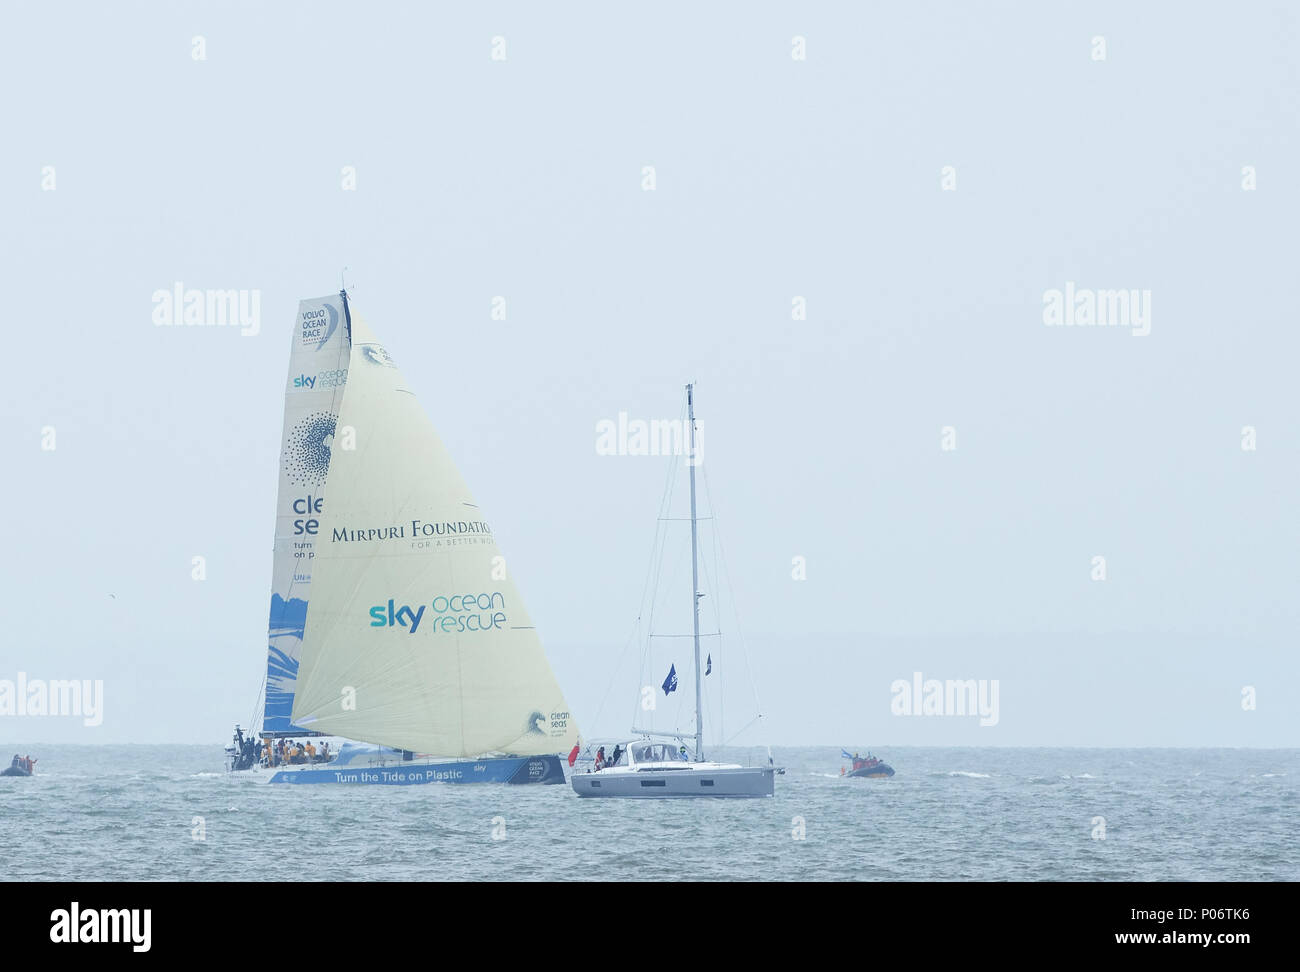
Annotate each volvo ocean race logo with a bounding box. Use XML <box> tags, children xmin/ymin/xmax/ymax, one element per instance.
<box><xmin>301</xmin><ymin>303</ymin><xmax>339</xmax><ymax>350</ymax></box>
<box><xmin>357</xmin><ymin>343</ymin><xmax>396</xmax><ymax>367</ymax></box>
<box><xmin>368</xmin><ymin>592</ymin><xmax>507</xmax><ymax>634</ymax></box>
<box><xmin>284</xmin><ymin>411</ymin><xmax>337</xmax><ymax>487</ymax></box>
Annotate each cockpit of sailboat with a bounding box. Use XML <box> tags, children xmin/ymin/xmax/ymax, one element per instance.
<box><xmin>631</xmin><ymin>743</ymin><xmax>681</xmax><ymax>764</ymax></box>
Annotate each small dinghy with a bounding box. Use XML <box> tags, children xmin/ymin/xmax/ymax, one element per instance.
<box><xmin>842</xmin><ymin>749</ymin><xmax>894</xmax><ymax>778</ymax></box>
<box><xmin>2</xmin><ymin>755</ymin><xmax>35</xmax><ymax>777</ymax></box>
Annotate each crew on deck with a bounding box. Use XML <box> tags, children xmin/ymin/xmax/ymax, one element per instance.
<box><xmin>261</xmin><ymin>737</ymin><xmax>336</xmax><ymax>768</ymax></box>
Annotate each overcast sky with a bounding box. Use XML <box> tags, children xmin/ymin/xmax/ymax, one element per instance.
<box><xmin>2</xmin><ymin>2</ymin><xmax>1296</xmax><ymax>748</ymax></box>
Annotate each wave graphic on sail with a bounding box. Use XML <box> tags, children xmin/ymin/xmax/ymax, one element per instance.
<box><xmin>262</xmin><ymin>295</ymin><xmax>352</xmax><ymax>735</ymax></box>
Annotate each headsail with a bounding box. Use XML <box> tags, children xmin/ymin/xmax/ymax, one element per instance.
<box><xmin>290</xmin><ymin>303</ymin><xmax>578</xmax><ymax>756</ymax></box>
<box><xmin>263</xmin><ymin>294</ymin><xmax>351</xmax><ymax>735</ymax></box>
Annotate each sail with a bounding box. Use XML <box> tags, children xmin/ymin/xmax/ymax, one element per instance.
<box><xmin>290</xmin><ymin>304</ymin><xmax>578</xmax><ymax>756</ymax></box>
<box><xmin>263</xmin><ymin>294</ymin><xmax>353</xmax><ymax>734</ymax></box>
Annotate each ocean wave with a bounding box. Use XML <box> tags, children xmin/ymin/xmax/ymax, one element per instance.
<box><xmin>947</xmin><ymin>771</ymin><xmax>990</xmax><ymax>778</ymax></box>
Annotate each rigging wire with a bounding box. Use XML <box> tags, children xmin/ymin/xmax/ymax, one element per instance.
<box><xmin>630</xmin><ymin>397</ymin><xmax>691</xmax><ymax>734</ymax></box>
<box><xmin>588</xmin><ymin>397</ymin><xmax>684</xmax><ymax>739</ymax></box>
<box><xmin>246</xmin><ymin>674</ymin><xmax>266</xmax><ymax>740</ymax></box>
<box><xmin>697</xmin><ymin>471</ymin><xmax>732</xmax><ymax>751</ymax></box>
<box><xmin>701</xmin><ymin>458</ymin><xmax>768</xmax><ymax>753</ymax></box>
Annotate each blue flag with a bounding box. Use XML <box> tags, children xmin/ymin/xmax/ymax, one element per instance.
<box><xmin>706</xmin><ymin>654</ymin><xmax>712</xmax><ymax>676</ymax></box>
<box><xmin>841</xmin><ymin>748</ymin><xmax>854</xmax><ymax>760</ymax></box>
<box><xmin>662</xmin><ymin>664</ymin><xmax>678</xmax><ymax>695</ymax></box>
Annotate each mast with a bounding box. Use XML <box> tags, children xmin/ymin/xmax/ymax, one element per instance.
<box><xmin>687</xmin><ymin>383</ymin><xmax>703</xmax><ymax>762</ymax></box>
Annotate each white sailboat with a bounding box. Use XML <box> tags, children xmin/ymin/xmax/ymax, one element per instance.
<box><xmin>571</xmin><ymin>384</ymin><xmax>777</xmax><ymax>798</ymax></box>
<box><xmin>226</xmin><ymin>290</ymin><xmax>578</xmax><ymax>785</ymax></box>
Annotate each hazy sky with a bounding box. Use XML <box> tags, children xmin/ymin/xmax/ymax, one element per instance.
<box><xmin>2</xmin><ymin>3</ymin><xmax>1296</xmax><ymax>748</ymax></box>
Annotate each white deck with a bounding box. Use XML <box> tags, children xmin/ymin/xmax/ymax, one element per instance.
<box><xmin>571</xmin><ymin>740</ymin><xmax>776</xmax><ymax>798</ymax></box>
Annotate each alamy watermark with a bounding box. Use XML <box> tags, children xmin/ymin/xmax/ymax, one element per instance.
<box><xmin>0</xmin><ymin>673</ymin><xmax>103</xmax><ymax>727</ymax></box>
<box><xmin>50</xmin><ymin>903</ymin><xmax>150</xmax><ymax>952</ymax></box>
<box><xmin>1043</xmin><ymin>282</ymin><xmax>1150</xmax><ymax>337</ymax></box>
<box><xmin>890</xmin><ymin>672</ymin><xmax>999</xmax><ymax>726</ymax></box>
<box><xmin>152</xmin><ymin>282</ymin><xmax>260</xmax><ymax>336</ymax></box>
<box><xmin>596</xmin><ymin>412</ymin><xmax>701</xmax><ymax>464</ymax></box>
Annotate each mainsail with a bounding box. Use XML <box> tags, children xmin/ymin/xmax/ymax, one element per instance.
<box><xmin>263</xmin><ymin>294</ymin><xmax>351</xmax><ymax>735</ymax></box>
<box><xmin>290</xmin><ymin>299</ymin><xmax>578</xmax><ymax>757</ymax></box>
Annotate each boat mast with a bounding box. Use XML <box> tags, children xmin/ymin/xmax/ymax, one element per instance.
<box><xmin>686</xmin><ymin>383</ymin><xmax>703</xmax><ymax>762</ymax></box>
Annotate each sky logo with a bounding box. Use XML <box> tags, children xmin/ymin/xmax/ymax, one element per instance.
<box><xmin>369</xmin><ymin>599</ymin><xmax>425</xmax><ymax>633</ymax></box>
<box><xmin>293</xmin><ymin>374</ymin><xmax>316</xmax><ymax>389</ymax></box>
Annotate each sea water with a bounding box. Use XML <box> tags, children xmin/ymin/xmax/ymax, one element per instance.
<box><xmin>0</xmin><ymin>745</ymin><xmax>1294</xmax><ymax>881</ymax></box>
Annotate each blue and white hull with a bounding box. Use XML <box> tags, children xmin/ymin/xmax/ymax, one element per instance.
<box><xmin>264</xmin><ymin>754</ymin><xmax>564</xmax><ymax>785</ymax></box>
<box><xmin>230</xmin><ymin>740</ymin><xmax>566</xmax><ymax>785</ymax></box>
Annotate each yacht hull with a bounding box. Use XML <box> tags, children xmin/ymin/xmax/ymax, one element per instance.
<box><xmin>847</xmin><ymin>763</ymin><xmax>894</xmax><ymax>779</ymax></box>
<box><xmin>255</xmin><ymin>754</ymin><xmax>565</xmax><ymax>785</ymax></box>
<box><xmin>572</xmin><ymin>765</ymin><xmax>775</xmax><ymax>798</ymax></box>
